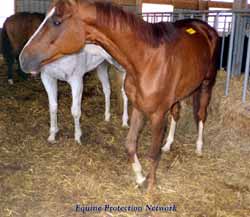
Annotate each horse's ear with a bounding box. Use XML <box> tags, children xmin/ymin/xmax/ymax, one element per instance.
<box><xmin>55</xmin><ymin>0</ymin><xmax>76</xmax><ymax>19</ymax></box>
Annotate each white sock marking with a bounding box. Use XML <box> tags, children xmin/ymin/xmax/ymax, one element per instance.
<box><xmin>196</xmin><ymin>121</ymin><xmax>204</xmax><ymax>156</ymax></box>
<box><xmin>132</xmin><ymin>154</ymin><xmax>146</xmax><ymax>185</ymax></box>
<box><xmin>162</xmin><ymin>116</ymin><xmax>176</xmax><ymax>152</ymax></box>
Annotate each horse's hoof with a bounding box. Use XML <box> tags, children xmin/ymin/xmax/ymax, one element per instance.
<box><xmin>122</xmin><ymin>123</ymin><xmax>129</xmax><ymax>128</ymax></box>
<box><xmin>195</xmin><ymin>149</ymin><xmax>203</xmax><ymax>157</ymax></box>
<box><xmin>105</xmin><ymin>113</ymin><xmax>111</xmax><ymax>122</ymax></box>
<box><xmin>136</xmin><ymin>176</ymin><xmax>146</xmax><ymax>186</ymax></box>
<box><xmin>75</xmin><ymin>139</ymin><xmax>82</xmax><ymax>145</ymax></box>
<box><xmin>8</xmin><ymin>79</ymin><xmax>14</xmax><ymax>85</ymax></box>
<box><xmin>146</xmin><ymin>185</ymin><xmax>155</xmax><ymax>194</ymax></box>
<box><xmin>162</xmin><ymin>140</ymin><xmax>173</xmax><ymax>153</ymax></box>
<box><xmin>161</xmin><ymin>146</ymin><xmax>170</xmax><ymax>153</ymax></box>
<box><xmin>48</xmin><ymin>138</ymin><xmax>56</xmax><ymax>144</ymax></box>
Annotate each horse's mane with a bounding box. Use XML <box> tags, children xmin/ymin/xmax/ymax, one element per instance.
<box><xmin>95</xmin><ymin>2</ymin><xmax>179</xmax><ymax>47</ymax></box>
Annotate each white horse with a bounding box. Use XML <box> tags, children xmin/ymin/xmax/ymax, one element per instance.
<box><xmin>40</xmin><ymin>44</ymin><xmax>128</xmax><ymax>144</ymax></box>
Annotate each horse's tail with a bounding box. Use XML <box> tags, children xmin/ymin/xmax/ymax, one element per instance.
<box><xmin>1</xmin><ymin>21</ymin><xmax>13</xmax><ymax>63</ymax></box>
<box><xmin>206</xmin><ymin>25</ymin><xmax>220</xmax><ymax>81</ymax></box>
<box><xmin>192</xmin><ymin>21</ymin><xmax>220</xmax><ymax>128</ymax></box>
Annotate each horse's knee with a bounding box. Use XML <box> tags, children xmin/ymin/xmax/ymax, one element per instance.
<box><xmin>125</xmin><ymin>143</ymin><xmax>136</xmax><ymax>159</ymax></box>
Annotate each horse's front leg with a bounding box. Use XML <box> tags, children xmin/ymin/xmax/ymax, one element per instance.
<box><xmin>69</xmin><ymin>78</ymin><xmax>83</xmax><ymax>144</ymax></box>
<box><xmin>41</xmin><ymin>73</ymin><xmax>59</xmax><ymax>143</ymax></box>
<box><xmin>121</xmin><ymin>72</ymin><xmax>129</xmax><ymax>127</ymax></box>
<box><xmin>125</xmin><ymin>107</ymin><xmax>145</xmax><ymax>185</ymax></box>
<box><xmin>7</xmin><ymin>56</ymin><xmax>14</xmax><ymax>85</ymax></box>
<box><xmin>96</xmin><ymin>62</ymin><xmax>111</xmax><ymax>122</ymax></box>
<box><xmin>16</xmin><ymin>58</ymin><xmax>27</xmax><ymax>80</ymax></box>
<box><xmin>147</xmin><ymin>111</ymin><xmax>165</xmax><ymax>192</ymax></box>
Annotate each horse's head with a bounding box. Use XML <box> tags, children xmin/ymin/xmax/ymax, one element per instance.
<box><xmin>20</xmin><ymin>0</ymin><xmax>89</xmax><ymax>73</ymax></box>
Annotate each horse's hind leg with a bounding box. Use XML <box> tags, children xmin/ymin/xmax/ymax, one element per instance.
<box><xmin>126</xmin><ymin>107</ymin><xmax>145</xmax><ymax>185</ymax></box>
<box><xmin>193</xmin><ymin>80</ymin><xmax>213</xmax><ymax>156</ymax></box>
<box><xmin>96</xmin><ymin>62</ymin><xmax>111</xmax><ymax>122</ymax></box>
<box><xmin>41</xmin><ymin>73</ymin><xmax>59</xmax><ymax>143</ymax></box>
<box><xmin>162</xmin><ymin>102</ymin><xmax>180</xmax><ymax>152</ymax></box>
<box><xmin>69</xmin><ymin>77</ymin><xmax>83</xmax><ymax>144</ymax></box>
<box><xmin>121</xmin><ymin>72</ymin><xmax>129</xmax><ymax>127</ymax></box>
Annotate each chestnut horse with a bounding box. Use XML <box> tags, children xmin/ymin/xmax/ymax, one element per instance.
<box><xmin>19</xmin><ymin>0</ymin><xmax>219</xmax><ymax>192</ymax></box>
<box><xmin>1</xmin><ymin>12</ymin><xmax>44</xmax><ymax>84</ymax></box>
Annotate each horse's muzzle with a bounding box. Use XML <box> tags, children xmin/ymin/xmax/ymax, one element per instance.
<box><xmin>19</xmin><ymin>52</ymin><xmax>42</xmax><ymax>73</ymax></box>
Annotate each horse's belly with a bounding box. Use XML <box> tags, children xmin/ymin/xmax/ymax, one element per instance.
<box><xmin>42</xmin><ymin>69</ymin><xmax>69</xmax><ymax>81</ymax></box>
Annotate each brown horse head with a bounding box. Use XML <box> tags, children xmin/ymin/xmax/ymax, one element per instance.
<box><xmin>20</xmin><ymin>0</ymin><xmax>89</xmax><ymax>72</ymax></box>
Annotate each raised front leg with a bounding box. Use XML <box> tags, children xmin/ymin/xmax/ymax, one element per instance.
<box><xmin>69</xmin><ymin>77</ymin><xmax>83</xmax><ymax>144</ymax></box>
<box><xmin>162</xmin><ymin>102</ymin><xmax>180</xmax><ymax>152</ymax></box>
<box><xmin>41</xmin><ymin>73</ymin><xmax>58</xmax><ymax>143</ymax></box>
<box><xmin>121</xmin><ymin>72</ymin><xmax>129</xmax><ymax>127</ymax></box>
<box><xmin>96</xmin><ymin>62</ymin><xmax>111</xmax><ymax>122</ymax></box>
<box><xmin>147</xmin><ymin>111</ymin><xmax>165</xmax><ymax>192</ymax></box>
<box><xmin>125</xmin><ymin>107</ymin><xmax>145</xmax><ymax>185</ymax></box>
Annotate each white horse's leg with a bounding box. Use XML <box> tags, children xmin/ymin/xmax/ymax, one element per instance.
<box><xmin>195</xmin><ymin>121</ymin><xmax>204</xmax><ymax>156</ymax></box>
<box><xmin>69</xmin><ymin>78</ymin><xmax>83</xmax><ymax>144</ymax></box>
<box><xmin>162</xmin><ymin>103</ymin><xmax>180</xmax><ymax>152</ymax></box>
<box><xmin>121</xmin><ymin>72</ymin><xmax>129</xmax><ymax>127</ymax></box>
<box><xmin>162</xmin><ymin>116</ymin><xmax>176</xmax><ymax>152</ymax></box>
<box><xmin>41</xmin><ymin>73</ymin><xmax>59</xmax><ymax>143</ymax></box>
<box><xmin>96</xmin><ymin>62</ymin><xmax>111</xmax><ymax>122</ymax></box>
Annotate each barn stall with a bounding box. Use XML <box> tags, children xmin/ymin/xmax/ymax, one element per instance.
<box><xmin>0</xmin><ymin>0</ymin><xmax>250</xmax><ymax>217</ymax></box>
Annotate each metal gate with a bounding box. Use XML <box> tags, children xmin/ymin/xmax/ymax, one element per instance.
<box><xmin>141</xmin><ymin>10</ymin><xmax>250</xmax><ymax>103</ymax></box>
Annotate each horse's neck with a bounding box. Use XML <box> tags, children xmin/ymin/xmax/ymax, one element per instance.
<box><xmin>84</xmin><ymin>44</ymin><xmax>125</xmax><ymax>72</ymax></box>
<box><xmin>83</xmin><ymin>12</ymin><xmax>146</xmax><ymax>77</ymax></box>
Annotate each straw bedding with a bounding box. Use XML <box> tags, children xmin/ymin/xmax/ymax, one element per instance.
<box><xmin>0</xmin><ymin>58</ymin><xmax>249</xmax><ymax>217</ymax></box>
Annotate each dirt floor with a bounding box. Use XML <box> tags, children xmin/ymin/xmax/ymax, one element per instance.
<box><xmin>0</xmin><ymin>57</ymin><xmax>250</xmax><ymax>217</ymax></box>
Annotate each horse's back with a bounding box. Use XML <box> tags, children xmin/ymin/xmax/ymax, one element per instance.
<box><xmin>3</xmin><ymin>12</ymin><xmax>44</xmax><ymax>55</ymax></box>
<box><xmin>174</xmin><ymin>19</ymin><xmax>219</xmax><ymax>60</ymax></box>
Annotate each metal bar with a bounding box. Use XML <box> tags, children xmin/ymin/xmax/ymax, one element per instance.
<box><xmin>220</xmin><ymin>16</ymin><xmax>227</xmax><ymax>69</ymax></box>
<box><xmin>214</xmin><ymin>12</ymin><xmax>219</xmax><ymax>30</ymax></box>
<box><xmin>232</xmin><ymin>15</ymin><xmax>245</xmax><ymax>75</ymax></box>
<box><xmin>242</xmin><ymin>34</ymin><xmax>250</xmax><ymax>102</ymax></box>
<box><xmin>225</xmin><ymin>14</ymin><xmax>236</xmax><ymax>96</ymax></box>
<box><xmin>202</xmin><ymin>13</ymin><xmax>206</xmax><ymax>21</ymax></box>
<box><xmin>220</xmin><ymin>33</ymin><xmax>226</xmax><ymax>70</ymax></box>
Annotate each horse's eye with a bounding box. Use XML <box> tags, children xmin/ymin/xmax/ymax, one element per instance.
<box><xmin>53</xmin><ymin>20</ymin><xmax>61</xmax><ymax>26</ymax></box>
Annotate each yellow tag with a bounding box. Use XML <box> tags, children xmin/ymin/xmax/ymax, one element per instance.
<box><xmin>186</xmin><ymin>28</ymin><xmax>196</xmax><ymax>35</ymax></box>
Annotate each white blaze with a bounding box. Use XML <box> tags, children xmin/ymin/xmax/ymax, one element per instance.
<box><xmin>19</xmin><ymin>7</ymin><xmax>56</xmax><ymax>57</ymax></box>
